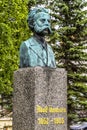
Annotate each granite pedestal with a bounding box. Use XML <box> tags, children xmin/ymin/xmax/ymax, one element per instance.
<box><xmin>13</xmin><ymin>67</ymin><xmax>67</xmax><ymax>130</ymax></box>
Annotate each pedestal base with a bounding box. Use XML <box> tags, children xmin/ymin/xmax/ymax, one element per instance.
<box><xmin>13</xmin><ymin>67</ymin><xmax>67</xmax><ymax>130</ymax></box>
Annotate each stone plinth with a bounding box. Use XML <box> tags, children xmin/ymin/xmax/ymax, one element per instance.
<box><xmin>13</xmin><ymin>67</ymin><xmax>67</xmax><ymax>130</ymax></box>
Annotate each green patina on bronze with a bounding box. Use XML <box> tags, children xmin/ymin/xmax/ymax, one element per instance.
<box><xmin>20</xmin><ymin>7</ymin><xmax>56</xmax><ymax>68</ymax></box>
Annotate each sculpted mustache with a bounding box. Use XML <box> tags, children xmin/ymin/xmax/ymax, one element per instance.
<box><xmin>42</xmin><ymin>26</ymin><xmax>52</xmax><ymax>33</ymax></box>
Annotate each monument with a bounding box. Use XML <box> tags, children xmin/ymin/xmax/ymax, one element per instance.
<box><xmin>13</xmin><ymin>7</ymin><xmax>67</xmax><ymax>130</ymax></box>
<box><xmin>20</xmin><ymin>7</ymin><xmax>56</xmax><ymax>68</ymax></box>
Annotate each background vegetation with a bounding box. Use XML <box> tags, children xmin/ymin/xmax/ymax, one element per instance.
<box><xmin>0</xmin><ymin>0</ymin><xmax>87</xmax><ymax>124</ymax></box>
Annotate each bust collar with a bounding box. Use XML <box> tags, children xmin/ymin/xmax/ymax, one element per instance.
<box><xmin>32</xmin><ymin>34</ymin><xmax>47</xmax><ymax>50</ymax></box>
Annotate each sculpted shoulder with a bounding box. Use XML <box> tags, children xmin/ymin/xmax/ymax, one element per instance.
<box><xmin>21</xmin><ymin>37</ymin><xmax>34</xmax><ymax>48</ymax></box>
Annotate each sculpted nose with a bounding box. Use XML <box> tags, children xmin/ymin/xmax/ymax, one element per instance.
<box><xmin>45</xmin><ymin>20</ymin><xmax>49</xmax><ymax>26</ymax></box>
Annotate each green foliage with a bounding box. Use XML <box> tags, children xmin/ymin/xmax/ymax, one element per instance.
<box><xmin>48</xmin><ymin>0</ymin><xmax>87</xmax><ymax>124</ymax></box>
<box><xmin>0</xmin><ymin>0</ymin><xmax>37</xmax><ymax>112</ymax></box>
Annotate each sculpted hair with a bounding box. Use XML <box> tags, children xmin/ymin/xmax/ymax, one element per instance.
<box><xmin>27</xmin><ymin>7</ymin><xmax>49</xmax><ymax>31</ymax></box>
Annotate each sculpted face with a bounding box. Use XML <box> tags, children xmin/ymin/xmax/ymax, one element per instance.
<box><xmin>34</xmin><ymin>12</ymin><xmax>52</xmax><ymax>35</ymax></box>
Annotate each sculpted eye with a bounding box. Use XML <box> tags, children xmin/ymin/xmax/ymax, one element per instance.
<box><xmin>48</xmin><ymin>20</ymin><xmax>50</xmax><ymax>23</ymax></box>
<box><xmin>40</xmin><ymin>19</ymin><xmax>45</xmax><ymax>23</ymax></box>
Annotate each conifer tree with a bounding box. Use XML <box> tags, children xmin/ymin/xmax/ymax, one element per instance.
<box><xmin>48</xmin><ymin>0</ymin><xmax>87</xmax><ymax>123</ymax></box>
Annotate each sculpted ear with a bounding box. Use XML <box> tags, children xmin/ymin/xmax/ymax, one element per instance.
<box><xmin>27</xmin><ymin>9</ymin><xmax>36</xmax><ymax>30</ymax></box>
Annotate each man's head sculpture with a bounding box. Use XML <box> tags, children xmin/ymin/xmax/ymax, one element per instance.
<box><xmin>20</xmin><ymin>7</ymin><xmax>56</xmax><ymax>68</ymax></box>
<box><xmin>27</xmin><ymin>7</ymin><xmax>52</xmax><ymax>36</ymax></box>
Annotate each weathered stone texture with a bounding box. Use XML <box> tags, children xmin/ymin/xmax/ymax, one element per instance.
<box><xmin>13</xmin><ymin>67</ymin><xmax>67</xmax><ymax>130</ymax></box>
